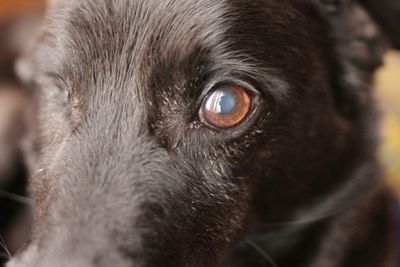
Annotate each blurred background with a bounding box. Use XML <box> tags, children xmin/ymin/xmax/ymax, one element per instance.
<box><xmin>0</xmin><ymin>0</ymin><xmax>44</xmax><ymax>21</ymax></box>
<box><xmin>376</xmin><ymin>51</ymin><xmax>400</xmax><ymax>194</ymax></box>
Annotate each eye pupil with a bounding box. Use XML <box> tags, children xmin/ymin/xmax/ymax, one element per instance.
<box><xmin>200</xmin><ymin>84</ymin><xmax>252</xmax><ymax>129</ymax></box>
<box><xmin>205</xmin><ymin>90</ymin><xmax>236</xmax><ymax>115</ymax></box>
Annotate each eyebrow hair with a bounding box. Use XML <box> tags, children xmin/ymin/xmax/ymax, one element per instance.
<box><xmin>37</xmin><ymin>0</ymin><xmax>290</xmax><ymax>105</ymax></box>
<box><xmin>205</xmin><ymin>53</ymin><xmax>290</xmax><ymax>101</ymax></box>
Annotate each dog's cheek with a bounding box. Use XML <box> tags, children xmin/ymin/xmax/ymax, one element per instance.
<box><xmin>25</xmin><ymin>88</ymin><xmax>71</xmax><ymax>234</ymax></box>
<box><xmin>145</xmin><ymin>151</ymin><xmax>252</xmax><ymax>266</ymax></box>
<box><xmin>35</xmin><ymin>77</ymin><xmax>72</xmax><ymax>151</ymax></box>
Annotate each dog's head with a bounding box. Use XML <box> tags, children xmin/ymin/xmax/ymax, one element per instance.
<box><xmin>8</xmin><ymin>0</ymin><xmax>400</xmax><ymax>266</ymax></box>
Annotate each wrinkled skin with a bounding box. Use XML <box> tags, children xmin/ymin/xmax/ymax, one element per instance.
<box><xmin>6</xmin><ymin>0</ymin><xmax>400</xmax><ymax>266</ymax></box>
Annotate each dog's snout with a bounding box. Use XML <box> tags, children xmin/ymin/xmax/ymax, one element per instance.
<box><xmin>7</xmin><ymin>245</ymin><xmax>133</xmax><ymax>267</ymax></box>
<box><xmin>4</xmin><ymin>128</ymin><xmax>173</xmax><ymax>267</ymax></box>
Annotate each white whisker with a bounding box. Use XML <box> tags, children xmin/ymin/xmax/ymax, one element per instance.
<box><xmin>0</xmin><ymin>235</ymin><xmax>11</xmax><ymax>259</ymax></box>
<box><xmin>246</xmin><ymin>238</ymin><xmax>279</xmax><ymax>267</ymax></box>
<box><xmin>260</xmin><ymin>206</ymin><xmax>346</xmax><ymax>228</ymax></box>
<box><xmin>0</xmin><ymin>190</ymin><xmax>32</xmax><ymax>205</ymax></box>
<box><xmin>259</xmin><ymin>164</ymin><xmax>378</xmax><ymax>229</ymax></box>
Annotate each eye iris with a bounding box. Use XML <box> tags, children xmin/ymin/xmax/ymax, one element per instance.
<box><xmin>200</xmin><ymin>85</ymin><xmax>251</xmax><ymax>129</ymax></box>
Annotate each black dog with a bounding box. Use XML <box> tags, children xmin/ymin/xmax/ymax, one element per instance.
<box><xmin>4</xmin><ymin>0</ymin><xmax>400</xmax><ymax>266</ymax></box>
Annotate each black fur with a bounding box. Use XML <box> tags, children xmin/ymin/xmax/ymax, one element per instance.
<box><xmin>3</xmin><ymin>0</ymin><xmax>400</xmax><ymax>266</ymax></box>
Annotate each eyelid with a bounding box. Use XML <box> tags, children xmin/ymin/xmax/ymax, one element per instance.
<box><xmin>36</xmin><ymin>72</ymin><xmax>65</xmax><ymax>86</ymax></box>
<box><xmin>43</xmin><ymin>72</ymin><xmax>69</xmax><ymax>87</ymax></box>
<box><xmin>52</xmin><ymin>72</ymin><xmax>70</xmax><ymax>88</ymax></box>
<box><xmin>37</xmin><ymin>72</ymin><xmax>70</xmax><ymax>101</ymax></box>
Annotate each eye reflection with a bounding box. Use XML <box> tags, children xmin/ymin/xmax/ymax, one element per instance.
<box><xmin>204</xmin><ymin>90</ymin><xmax>236</xmax><ymax>115</ymax></box>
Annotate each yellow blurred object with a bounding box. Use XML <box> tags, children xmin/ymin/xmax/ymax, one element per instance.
<box><xmin>376</xmin><ymin>51</ymin><xmax>400</xmax><ymax>194</ymax></box>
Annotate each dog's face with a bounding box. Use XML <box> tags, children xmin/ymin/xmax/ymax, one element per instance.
<box><xmin>7</xmin><ymin>0</ymin><xmax>400</xmax><ymax>266</ymax></box>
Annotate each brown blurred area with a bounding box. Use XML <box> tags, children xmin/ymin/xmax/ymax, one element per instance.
<box><xmin>0</xmin><ymin>0</ymin><xmax>45</xmax><ymax>21</ymax></box>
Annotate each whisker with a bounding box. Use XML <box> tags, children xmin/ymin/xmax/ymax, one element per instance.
<box><xmin>0</xmin><ymin>190</ymin><xmax>32</xmax><ymax>205</ymax></box>
<box><xmin>258</xmin><ymin>165</ymin><xmax>378</xmax><ymax>229</ymax></box>
<box><xmin>246</xmin><ymin>238</ymin><xmax>279</xmax><ymax>267</ymax></box>
<box><xmin>0</xmin><ymin>235</ymin><xmax>11</xmax><ymax>259</ymax></box>
<box><xmin>259</xmin><ymin>206</ymin><xmax>347</xmax><ymax>228</ymax></box>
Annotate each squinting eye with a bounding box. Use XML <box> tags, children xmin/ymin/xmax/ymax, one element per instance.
<box><xmin>199</xmin><ymin>84</ymin><xmax>252</xmax><ymax>129</ymax></box>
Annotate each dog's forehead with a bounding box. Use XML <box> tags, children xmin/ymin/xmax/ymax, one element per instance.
<box><xmin>41</xmin><ymin>0</ymin><xmax>299</xmax><ymax>101</ymax></box>
<box><xmin>45</xmin><ymin>0</ymin><xmax>234</xmax><ymax>77</ymax></box>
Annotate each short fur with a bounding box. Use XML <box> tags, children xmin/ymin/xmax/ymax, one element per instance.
<box><xmin>4</xmin><ymin>0</ymin><xmax>400</xmax><ymax>266</ymax></box>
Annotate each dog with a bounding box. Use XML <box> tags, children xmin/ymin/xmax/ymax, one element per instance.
<box><xmin>2</xmin><ymin>0</ymin><xmax>400</xmax><ymax>266</ymax></box>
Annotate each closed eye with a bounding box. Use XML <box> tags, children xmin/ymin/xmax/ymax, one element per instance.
<box><xmin>37</xmin><ymin>73</ymin><xmax>69</xmax><ymax>107</ymax></box>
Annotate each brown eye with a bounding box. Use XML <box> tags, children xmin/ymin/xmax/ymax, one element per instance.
<box><xmin>199</xmin><ymin>84</ymin><xmax>252</xmax><ymax>129</ymax></box>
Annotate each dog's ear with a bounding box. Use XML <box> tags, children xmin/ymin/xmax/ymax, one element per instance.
<box><xmin>359</xmin><ymin>0</ymin><xmax>400</xmax><ymax>49</ymax></box>
<box><xmin>312</xmin><ymin>0</ymin><xmax>389</xmax><ymax>68</ymax></box>
<box><xmin>0</xmin><ymin>16</ymin><xmax>42</xmax><ymax>85</ymax></box>
<box><xmin>13</xmin><ymin>18</ymin><xmax>43</xmax><ymax>85</ymax></box>
<box><xmin>309</xmin><ymin>0</ymin><xmax>392</xmax><ymax>115</ymax></box>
